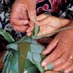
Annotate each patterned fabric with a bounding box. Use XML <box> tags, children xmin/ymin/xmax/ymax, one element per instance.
<box><xmin>0</xmin><ymin>0</ymin><xmax>73</xmax><ymax>40</ymax></box>
<box><xmin>36</xmin><ymin>0</ymin><xmax>67</xmax><ymax>14</ymax></box>
<box><xmin>0</xmin><ymin>0</ymin><xmax>73</xmax><ymax>71</ymax></box>
<box><xmin>0</xmin><ymin>0</ymin><xmax>25</xmax><ymax>41</ymax></box>
<box><xmin>36</xmin><ymin>0</ymin><xmax>73</xmax><ymax>19</ymax></box>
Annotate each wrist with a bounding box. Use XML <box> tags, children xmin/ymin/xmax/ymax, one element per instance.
<box><xmin>60</xmin><ymin>20</ymin><xmax>73</xmax><ymax>33</ymax></box>
<box><xmin>60</xmin><ymin>18</ymin><xmax>70</xmax><ymax>27</ymax></box>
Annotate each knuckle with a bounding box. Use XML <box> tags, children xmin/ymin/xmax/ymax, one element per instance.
<box><xmin>61</xmin><ymin>59</ymin><xmax>66</xmax><ymax>64</ymax></box>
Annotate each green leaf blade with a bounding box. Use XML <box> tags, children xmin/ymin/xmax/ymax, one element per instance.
<box><xmin>0</xmin><ymin>29</ymin><xmax>15</xmax><ymax>43</ymax></box>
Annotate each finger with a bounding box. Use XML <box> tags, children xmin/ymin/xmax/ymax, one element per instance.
<box><xmin>11</xmin><ymin>18</ymin><xmax>29</xmax><ymax>26</ymax></box>
<box><xmin>61</xmin><ymin>58</ymin><xmax>73</xmax><ymax>73</ymax></box>
<box><xmin>26</xmin><ymin>32</ymin><xmax>32</xmax><ymax>36</ymax></box>
<box><xmin>37</xmin><ymin>25</ymin><xmax>48</xmax><ymax>36</ymax></box>
<box><xmin>65</xmin><ymin>65</ymin><xmax>73</xmax><ymax>73</ymax></box>
<box><xmin>26</xmin><ymin>21</ymin><xmax>34</xmax><ymax>33</ymax></box>
<box><xmin>54</xmin><ymin>58</ymin><xmax>72</xmax><ymax>72</ymax></box>
<box><xmin>44</xmin><ymin>71</ymin><xmax>59</xmax><ymax>73</ymax></box>
<box><xmin>36</xmin><ymin>16</ymin><xmax>50</xmax><ymax>26</ymax></box>
<box><xmin>13</xmin><ymin>25</ymin><xmax>28</xmax><ymax>32</ymax></box>
<box><xmin>11</xmin><ymin>8</ymin><xmax>28</xmax><ymax>20</ymax></box>
<box><xmin>42</xmin><ymin>36</ymin><xmax>59</xmax><ymax>55</ymax></box>
<box><xmin>10</xmin><ymin>6</ymin><xmax>29</xmax><ymax>26</ymax></box>
<box><xmin>26</xmin><ymin>20</ymin><xmax>34</xmax><ymax>36</ymax></box>
<box><xmin>37</xmin><ymin>25</ymin><xmax>56</xmax><ymax>36</ymax></box>
<box><xmin>36</xmin><ymin>14</ymin><xmax>48</xmax><ymax>21</ymax></box>
<box><xmin>41</xmin><ymin>46</ymin><xmax>64</xmax><ymax>67</ymax></box>
<box><xmin>27</xmin><ymin>0</ymin><xmax>36</xmax><ymax>22</ymax></box>
<box><xmin>53</xmin><ymin>53</ymin><xmax>69</xmax><ymax>71</ymax></box>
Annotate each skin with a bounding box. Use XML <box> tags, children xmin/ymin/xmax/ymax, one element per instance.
<box><xmin>41</xmin><ymin>21</ymin><xmax>73</xmax><ymax>73</ymax></box>
<box><xmin>10</xmin><ymin>0</ymin><xmax>73</xmax><ymax>73</ymax></box>
<box><xmin>36</xmin><ymin>14</ymin><xmax>73</xmax><ymax>73</ymax></box>
<box><xmin>44</xmin><ymin>71</ymin><xmax>59</xmax><ymax>73</ymax></box>
<box><xmin>36</xmin><ymin>14</ymin><xmax>70</xmax><ymax>36</ymax></box>
<box><xmin>10</xmin><ymin>0</ymin><xmax>36</xmax><ymax>36</ymax></box>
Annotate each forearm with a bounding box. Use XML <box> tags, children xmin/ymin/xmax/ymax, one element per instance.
<box><xmin>58</xmin><ymin>20</ymin><xmax>73</xmax><ymax>33</ymax></box>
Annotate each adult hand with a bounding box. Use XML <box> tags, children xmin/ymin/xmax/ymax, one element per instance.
<box><xmin>10</xmin><ymin>0</ymin><xmax>36</xmax><ymax>36</ymax></box>
<box><xmin>44</xmin><ymin>71</ymin><xmax>59</xmax><ymax>73</ymax></box>
<box><xmin>41</xmin><ymin>27</ymin><xmax>73</xmax><ymax>73</ymax></box>
<box><xmin>36</xmin><ymin>14</ymin><xmax>70</xmax><ymax>36</ymax></box>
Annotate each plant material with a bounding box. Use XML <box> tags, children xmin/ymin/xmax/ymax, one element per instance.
<box><xmin>2</xmin><ymin>24</ymin><xmax>71</xmax><ymax>73</ymax></box>
<box><xmin>0</xmin><ymin>25</ymin><xmax>53</xmax><ymax>73</ymax></box>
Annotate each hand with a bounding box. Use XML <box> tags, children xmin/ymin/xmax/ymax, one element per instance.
<box><xmin>44</xmin><ymin>71</ymin><xmax>59</xmax><ymax>73</ymax></box>
<box><xmin>36</xmin><ymin>14</ymin><xmax>70</xmax><ymax>36</ymax></box>
<box><xmin>10</xmin><ymin>0</ymin><xmax>36</xmax><ymax>36</ymax></box>
<box><xmin>41</xmin><ymin>28</ymin><xmax>73</xmax><ymax>73</ymax></box>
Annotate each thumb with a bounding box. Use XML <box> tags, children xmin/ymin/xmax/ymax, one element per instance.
<box><xmin>27</xmin><ymin>0</ymin><xmax>36</xmax><ymax>22</ymax></box>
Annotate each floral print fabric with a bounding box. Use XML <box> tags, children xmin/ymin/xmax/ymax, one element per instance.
<box><xmin>36</xmin><ymin>0</ymin><xmax>73</xmax><ymax>19</ymax></box>
<box><xmin>0</xmin><ymin>0</ymin><xmax>73</xmax><ymax>71</ymax></box>
<box><xmin>0</xmin><ymin>0</ymin><xmax>25</xmax><ymax>41</ymax></box>
<box><xmin>0</xmin><ymin>0</ymin><xmax>73</xmax><ymax>40</ymax></box>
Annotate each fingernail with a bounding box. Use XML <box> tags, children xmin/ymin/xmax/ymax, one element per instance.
<box><xmin>65</xmin><ymin>70</ymin><xmax>69</xmax><ymax>73</ymax></box>
<box><xmin>42</xmin><ymin>51</ymin><xmax>46</xmax><ymax>55</ymax></box>
<box><xmin>36</xmin><ymin>18</ymin><xmax>40</xmax><ymax>21</ymax></box>
<box><xmin>27</xmin><ymin>32</ymin><xmax>32</xmax><ymax>36</ymax></box>
<box><xmin>41</xmin><ymin>62</ymin><xmax>47</xmax><ymax>67</ymax></box>
<box><xmin>45</xmin><ymin>63</ymin><xmax>53</xmax><ymax>70</ymax></box>
<box><xmin>45</xmin><ymin>66</ymin><xmax>48</xmax><ymax>70</ymax></box>
<box><xmin>37</xmin><ymin>33</ymin><xmax>41</xmax><ymax>36</ymax></box>
<box><xmin>36</xmin><ymin>18</ymin><xmax>39</xmax><ymax>21</ymax></box>
<box><xmin>24</xmin><ymin>20</ymin><xmax>29</xmax><ymax>25</ymax></box>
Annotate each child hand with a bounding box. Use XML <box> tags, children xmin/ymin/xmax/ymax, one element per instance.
<box><xmin>36</xmin><ymin>14</ymin><xmax>70</xmax><ymax>36</ymax></box>
<box><xmin>10</xmin><ymin>0</ymin><xmax>36</xmax><ymax>36</ymax></box>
